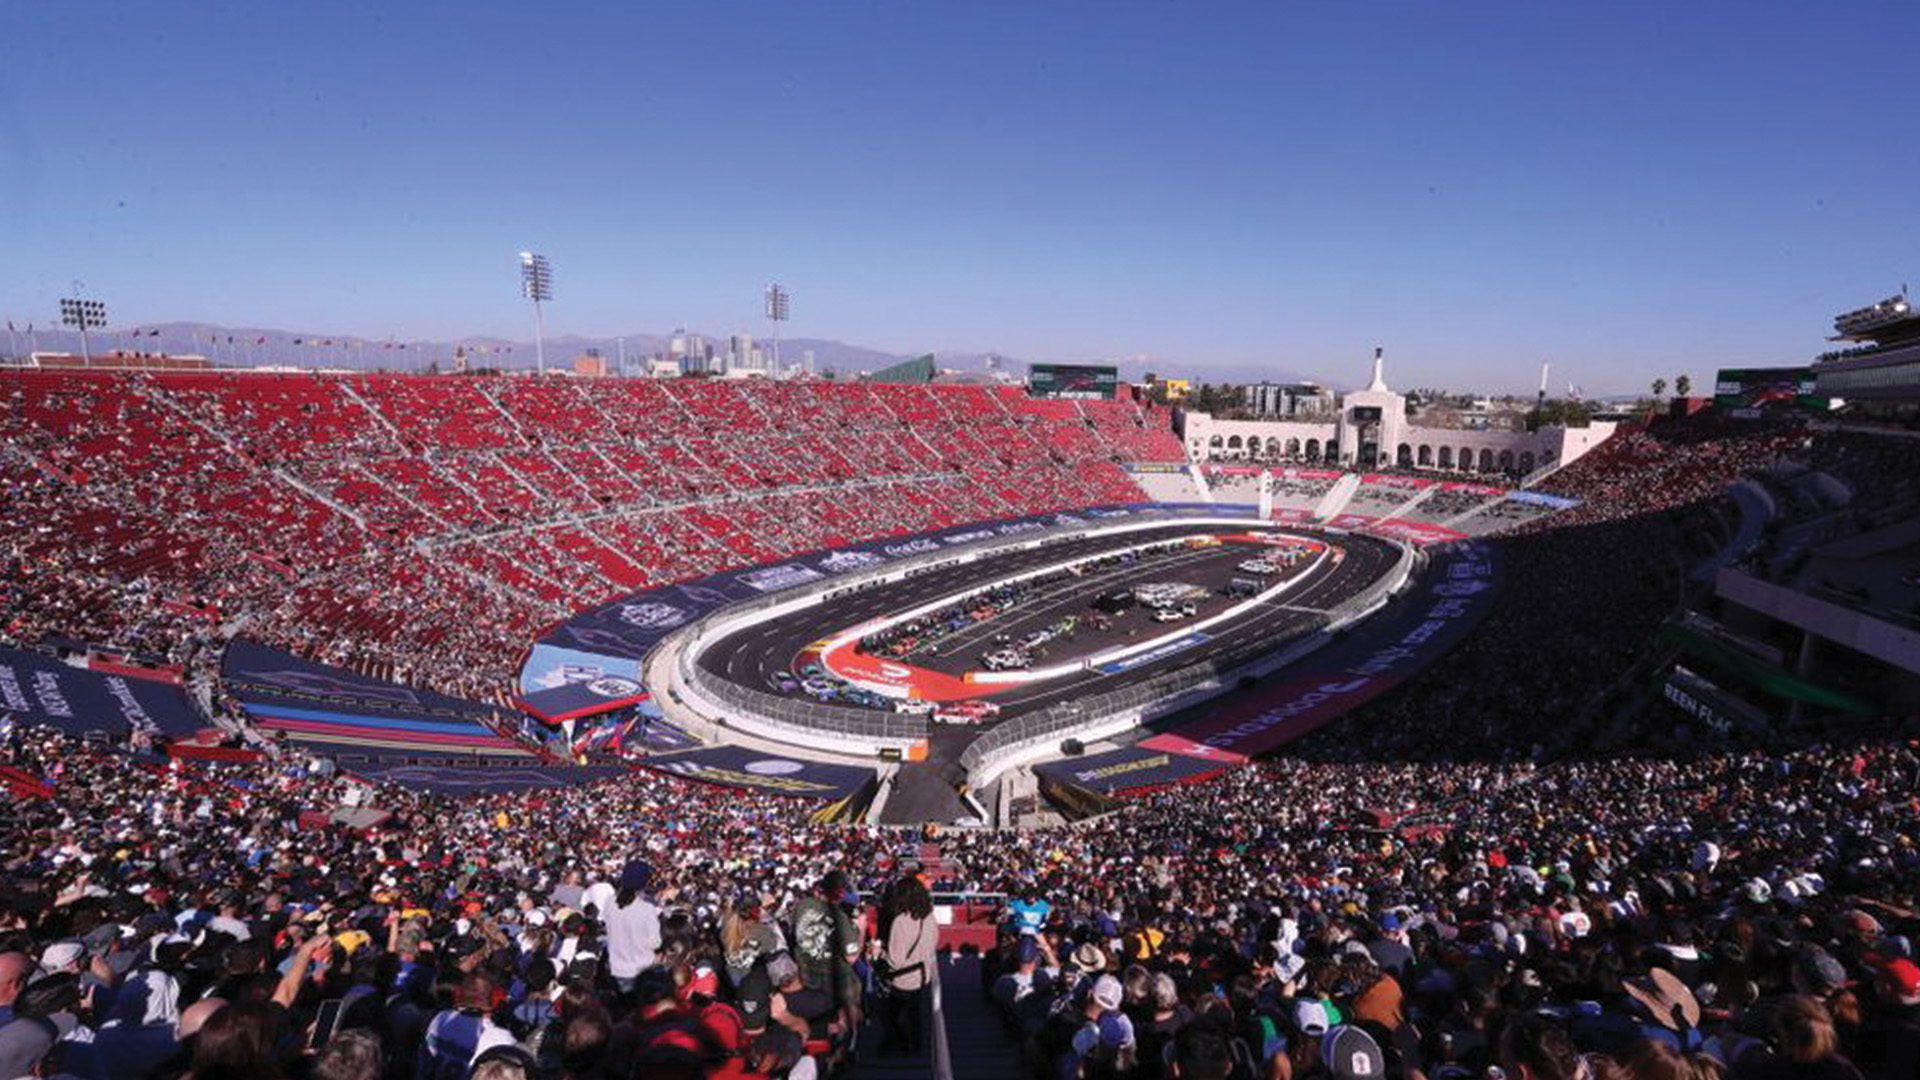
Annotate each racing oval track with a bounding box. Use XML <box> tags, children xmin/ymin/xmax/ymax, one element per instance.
<box><xmin>695</xmin><ymin>522</ymin><xmax>1402</xmax><ymax>734</ymax></box>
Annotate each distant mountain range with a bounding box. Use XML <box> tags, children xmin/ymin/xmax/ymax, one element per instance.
<box><xmin>3</xmin><ymin>320</ymin><xmax>1323</xmax><ymax>386</ymax></box>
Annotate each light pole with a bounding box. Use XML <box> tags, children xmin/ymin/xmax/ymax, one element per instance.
<box><xmin>59</xmin><ymin>296</ymin><xmax>107</xmax><ymax>364</ymax></box>
<box><xmin>519</xmin><ymin>251</ymin><xmax>553</xmax><ymax>375</ymax></box>
<box><xmin>764</xmin><ymin>283</ymin><xmax>789</xmax><ymax>376</ymax></box>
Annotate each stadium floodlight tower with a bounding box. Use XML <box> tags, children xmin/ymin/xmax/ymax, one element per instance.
<box><xmin>764</xmin><ymin>282</ymin><xmax>789</xmax><ymax>375</ymax></box>
<box><xmin>519</xmin><ymin>251</ymin><xmax>553</xmax><ymax>375</ymax></box>
<box><xmin>59</xmin><ymin>295</ymin><xmax>107</xmax><ymax>364</ymax></box>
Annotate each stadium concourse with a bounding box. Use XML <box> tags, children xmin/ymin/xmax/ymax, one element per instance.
<box><xmin>4</xmin><ymin>367</ymin><xmax>1920</xmax><ymax>1079</ymax></box>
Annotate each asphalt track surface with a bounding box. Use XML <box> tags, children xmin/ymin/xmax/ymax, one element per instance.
<box><xmin>698</xmin><ymin>524</ymin><xmax>1400</xmax><ymax>729</ymax></box>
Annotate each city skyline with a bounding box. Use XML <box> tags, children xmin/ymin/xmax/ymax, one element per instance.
<box><xmin>4</xmin><ymin>2</ymin><xmax>1915</xmax><ymax>394</ymax></box>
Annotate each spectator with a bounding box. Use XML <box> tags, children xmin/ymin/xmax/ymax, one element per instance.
<box><xmin>877</xmin><ymin>875</ymin><xmax>937</xmax><ymax>1055</ymax></box>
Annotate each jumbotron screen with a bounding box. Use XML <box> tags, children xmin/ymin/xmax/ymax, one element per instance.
<box><xmin>1712</xmin><ymin>366</ymin><xmax>1825</xmax><ymax>411</ymax></box>
<box><xmin>1029</xmin><ymin>363</ymin><xmax>1119</xmax><ymax>399</ymax></box>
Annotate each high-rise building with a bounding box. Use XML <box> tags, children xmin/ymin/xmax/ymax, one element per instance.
<box><xmin>1243</xmin><ymin>381</ymin><xmax>1335</xmax><ymax>419</ymax></box>
<box><xmin>728</xmin><ymin>332</ymin><xmax>757</xmax><ymax>374</ymax></box>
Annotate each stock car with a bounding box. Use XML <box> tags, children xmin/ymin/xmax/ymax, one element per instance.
<box><xmin>893</xmin><ymin>699</ymin><xmax>936</xmax><ymax>716</ymax></box>
<box><xmin>933</xmin><ymin>699</ymin><xmax>1002</xmax><ymax>724</ymax></box>
<box><xmin>982</xmin><ymin>649</ymin><xmax>1030</xmax><ymax>671</ymax></box>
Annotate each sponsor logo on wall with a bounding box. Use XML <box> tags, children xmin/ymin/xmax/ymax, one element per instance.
<box><xmin>816</xmin><ymin>550</ymin><xmax>884</xmax><ymax>574</ymax></box>
<box><xmin>617</xmin><ymin>602</ymin><xmax>688</xmax><ymax>630</ymax></box>
<box><xmin>883</xmin><ymin>538</ymin><xmax>942</xmax><ymax>557</ymax></box>
<box><xmin>585</xmin><ymin>677</ymin><xmax>643</xmax><ymax>698</ymax></box>
<box><xmin>740</xmin><ymin>564</ymin><xmax>826</xmax><ymax>593</ymax></box>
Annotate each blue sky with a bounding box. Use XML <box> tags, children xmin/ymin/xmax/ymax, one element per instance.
<box><xmin>2</xmin><ymin>2</ymin><xmax>1914</xmax><ymax>392</ymax></box>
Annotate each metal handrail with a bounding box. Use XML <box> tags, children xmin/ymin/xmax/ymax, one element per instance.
<box><xmin>929</xmin><ymin>963</ymin><xmax>954</xmax><ymax>1080</ymax></box>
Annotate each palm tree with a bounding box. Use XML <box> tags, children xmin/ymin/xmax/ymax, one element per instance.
<box><xmin>1651</xmin><ymin>378</ymin><xmax>1667</xmax><ymax>398</ymax></box>
<box><xmin>1675</xmin><ymin>374</ymin><xmax>1692</xmax><ymax>397</ymax></box>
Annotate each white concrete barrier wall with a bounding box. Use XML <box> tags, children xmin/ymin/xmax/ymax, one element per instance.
<box><xmin>664</xmin><ymin>513</ymin><xmax>1411</xmax><ymax>773</ymax></box>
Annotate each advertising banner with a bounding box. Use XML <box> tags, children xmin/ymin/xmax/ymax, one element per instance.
<box><xmin>0</xmin><ymin>645</ymin><xmax>203</xmax><ymax>737</ymax></box>
<box><xmin>645</xmin><ymin>745</ymin><xmax>875</xmax><ymax>801</ymax></box>
<box><xmin>1159</xmin><ymin>542</ymin><xmax>1501</xmax><ymax>756</ymax></box>
<box><xmin>223</xmin><ymin>640</ymin><xmax>530</xmax><ymax>760</ymax></box>
<box><xmin>1034</xmin><ymin>744</ymin><xmax>1231</xmax><ymax>795</ymax></box>
<box><xmin>1506</xmin><ymin>491</ymin><xmax>1581</xmax><ymax>509</ymax></box>
<box><xmin>519</xmin><ymin>644</ymin><xmax>643</xmax><ymax>698</ymax></box>
<box><xmin>349</xmin><ymin>762</ymin><xmax>628</xmax><ymax>795</ymax></box>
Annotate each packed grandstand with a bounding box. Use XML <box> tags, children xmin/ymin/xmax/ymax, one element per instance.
<box><xmin>2</xmin><ymin>359</ymin><xmax>1919</xmax><ymax>1080</ymax></box>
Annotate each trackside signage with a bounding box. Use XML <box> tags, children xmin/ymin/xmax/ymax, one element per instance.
<box><xmin>537</xmin><ymin>506</ymin><xmax>1155</xmax><ymax>662</ymax></box>
<box><xmin>1163</xmin><ymin>542</ymin><xmax>1500</xmax><ymax>756</ymax></box>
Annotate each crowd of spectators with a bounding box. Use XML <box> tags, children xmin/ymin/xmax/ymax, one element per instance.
<box><xmin>1528</xmin><ymin>416</ymin><xmax>1808</xmax><ymax>533</ymax></box>
<box><xmin>1</xmin><ymin>371</ymin><xmax>1172</xmax><ymax>702</ymax></box>
<box><xmin>958</xmin><ymin>743</ymin><xmax>1920</xmax><ymax>1079</ymax></box>
<box><xmin>2</xmin><ymin>715</ymin><xmax>1917</xmax><ymax>1079</ymax></box>
<box><xmin>10</xmin><ymin>372</ymin><xmax>1920</xmax><ymax>1080</ymax></box>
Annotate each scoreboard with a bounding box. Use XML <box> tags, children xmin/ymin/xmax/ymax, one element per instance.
<box><xmin>1029</xmin><ymin>363</ymin><xmax>1118</xmax><ymax>400</ymax></box>
<box><xmin>1712</xmin><ymin>367</ymin><xmax>1827</xmax><ymax>412</ymax></box>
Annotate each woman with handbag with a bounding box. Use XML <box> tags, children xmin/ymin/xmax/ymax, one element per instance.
<box><xmin>878</xmin><ymin>874</ymin><xmax>939</xmax><ymax>1055</ymax></box>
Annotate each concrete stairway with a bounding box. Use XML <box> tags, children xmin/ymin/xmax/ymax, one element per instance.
<box><xmin>1312</xmin><ymin>472</ymin><xmax>1362</xmax><ymax>521</ymax></box>
<box><xmin>934</xmin><ymin>954</ymin><xmax>1024</xmax><ymax>1080</ymax></box>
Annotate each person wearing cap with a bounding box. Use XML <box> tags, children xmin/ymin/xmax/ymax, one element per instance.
<box><xmin>1869</xmin><ymin>956</ymin><xmax>1920</xmax><ymax>1080</ymax></box>
<box><xmin>1367</xmin><ymin>912</ymin><xmax>1413</xmax><ymax>977</ymax></box>
<box><xmin>1049</xmin><ymin>972</ymin><xmax>1135</xmax><ymax>1079</ymax></box>
<box><xmin>603</xmin><ymin>860</ymin><xmax>662</xmax><ymax>994</ymax></box>
<box><xmin>35</xmin><ymin>941</ymin><xmax>86</xmax><ymax>984</ymax></box>
<box><xmin>1321</xmin><ymin>1022</ymin><xmax>1386</xmax><ymax>1080</ymax></box>
<box><xmin>1617</xmin><ymin>967</ymin><xmax>1706</xmax><ymax>1055</ymax></box>
<box><xmin>766</xmin><ymin>953</ymin><xmax>838</xmax><ymax>1052</ymax></box>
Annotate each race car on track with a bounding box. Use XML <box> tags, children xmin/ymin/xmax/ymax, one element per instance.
<box><xmin>981</xmin><ymin>649</ymin><xmax>1030</xmax><ymax>671</ymax></box>
<box><xmin>933</xmin><ymin>699</ymin><xmax>1002</xmax><ymax>725</ymax></box>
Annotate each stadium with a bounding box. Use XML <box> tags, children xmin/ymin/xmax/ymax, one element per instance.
<box><xmin>5</xmin><ymin>6</ymin><xmax>1920</xmax><ymax>1074</ymax></box>
<box><xmin>7</xmin><ymin>292</ymin><xmax>1920</xmax><ymax>1077</ymax></box>
<box><xmin>3</xmin><ymin>359</ymin><xmax>1519</xmax><ymax>827</ymax></box>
